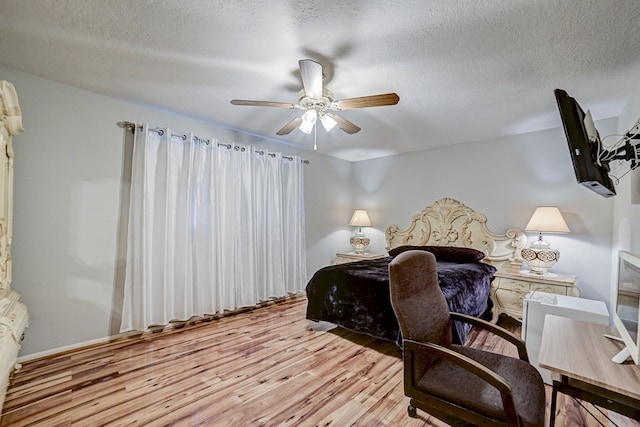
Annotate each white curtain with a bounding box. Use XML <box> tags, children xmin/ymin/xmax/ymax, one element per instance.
<box><xmin>120</xmin><ymin>125</ymin><xmax>307</xmax><ymax>332</ymax></box>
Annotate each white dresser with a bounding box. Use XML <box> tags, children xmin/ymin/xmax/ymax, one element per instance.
<box><xmin>0</xmin><ymin>81</ymin><xmax>28</xmax><ymax>412</ymax></box>
<box><xmin>333</xmin><ymin>252</ymin><xmax>386</xmax><ymax>265</ymax></box>
<box><xmin>491</xmin><ymin>268</ymin><xmax>579</xmax><ymax>322</ymax></box>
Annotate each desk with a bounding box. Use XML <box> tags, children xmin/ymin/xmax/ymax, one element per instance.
<box><xmin>538</xmin><ymin>315</ymin><xmax>640</xmax><ymax>425</ymax></box>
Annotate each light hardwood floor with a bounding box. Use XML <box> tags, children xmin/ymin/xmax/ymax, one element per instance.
<box><xmin>2</xmin><ymin>295</ymin><xmax>639</xmax><ymax>426</ymax></box>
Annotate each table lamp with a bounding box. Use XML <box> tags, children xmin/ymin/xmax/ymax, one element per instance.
<box><xmin>521</xmin><ymin>206</ymin><xmax>570</xmax><ymax>276</ymax></box>
<box><xmin>349</xmin><ymin>209</ymin><xmax>371</xmax><ymax>254</ymax></box>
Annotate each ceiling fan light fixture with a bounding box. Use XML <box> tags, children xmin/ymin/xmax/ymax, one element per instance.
<box><xmin>320</xmin><ymin>114</ymin><xmax>337</xmax><ymax>132</ymax></box>
<box><xmin>299</xmin><ymin>109</ymin><xmax>317</xmax><ymax>134</ymax></box>
<box><xmin>299</xmin><ymin>121</ymin><xmax>314</xmax><ymax>134</ymax></box>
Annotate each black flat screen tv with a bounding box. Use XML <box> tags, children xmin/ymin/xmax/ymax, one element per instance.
<box><xmin>554</xmin><ymin>88</ymin><xmax>616</xmax><ymax>197</ymax></box>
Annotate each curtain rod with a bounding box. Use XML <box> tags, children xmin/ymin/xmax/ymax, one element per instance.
<box><xmin>117</xmin><ymin>121</ymin><xmax>309</xmax><ymax>165</ymax></box>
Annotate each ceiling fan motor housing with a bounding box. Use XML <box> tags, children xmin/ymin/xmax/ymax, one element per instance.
<box><xmin>297</xmin><ymin>88</ymin><xmax>337</xmax><ymax>111</ymax></box>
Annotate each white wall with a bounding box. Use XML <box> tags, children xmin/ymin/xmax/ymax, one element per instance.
<box><xmin>610</xmin><ymin>85</ymin><xmax>640</xmax><ymax>310</ymax></box>
<box><xmin>2</xmin><ymin>65</ymin><xmax>350</xmax><ymax>358</ymax></box>
<box><xmin>352</xmin><ymin>120</ymin><xmax>619</xmax><ymax>306</ymax></box>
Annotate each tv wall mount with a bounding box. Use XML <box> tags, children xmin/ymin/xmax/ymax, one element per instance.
<box><xmin>597</xmin><ymin>119</ymin><xmax>640</xmax><ymax>172</ymax></box>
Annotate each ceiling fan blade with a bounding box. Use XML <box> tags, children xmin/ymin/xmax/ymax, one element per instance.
<box><xmin>276</xmin><ymin>116</ymin><xmax>303</xmax><ymax>135</ymax></box>
<box><xmin>231</xmin><ymin>99</ymin><xmax>297</xmax><ymax>108</ymax></box>
<box><xmin>299</xmin><ymin>59</ymin><xmax>323</xmax><ymax>99</ymax></box>
<box><xmin>325</xmin><ymin>112</ymin><xmax>361</xmax><ymax>134</ymax></box>
<box><xmin>335</xmin><ymin>93</ymin><xmax>400</xmax><ymax>110</ymax></box>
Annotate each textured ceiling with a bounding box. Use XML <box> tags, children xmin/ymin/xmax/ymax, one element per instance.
<box><xmin>1</xmin><ymin>0</ymin><xmax>639</xmax><ymax>161</ymax></box>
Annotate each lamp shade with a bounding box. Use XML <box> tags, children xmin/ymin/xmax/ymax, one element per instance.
<box><xmin>524</xmin><ymin>207</ymin><xmax>570</xmax><ymax>233</ymax></box>
<box><xmin>320</xmin><ymin>114</ymin><xmax>337</xmax><ymax>132</ymax></box>
<box><xmin>299</xmin><ymin>109</ymin><xmax>317</xmax><ymax>134</ymax></box>
<box><xmin>349</xmin><ymin>210</ymin><xmax>371</xmax><ymax>227</ymax></box>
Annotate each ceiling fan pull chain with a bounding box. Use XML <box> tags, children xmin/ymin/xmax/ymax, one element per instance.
<box><xmin>313</xmin><ymin>119</ymin><xmax>318</xmax><ymax>151</ymax></box>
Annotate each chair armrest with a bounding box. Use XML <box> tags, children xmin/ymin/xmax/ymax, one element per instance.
<box><xmin>404</xmin><ymin>339</ymin><xmax>520</xmax><ymax>426</ymax></box>
<box><xmin>450</xmin><ymin>312</ymin><xmax>529</xmax><ymax>362</ymax></box>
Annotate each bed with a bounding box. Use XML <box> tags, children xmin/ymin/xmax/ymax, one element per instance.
<box><xmin>305</xmin><ymin>197</ymin><xmax>526</xmax><ymax>345</ymax></box>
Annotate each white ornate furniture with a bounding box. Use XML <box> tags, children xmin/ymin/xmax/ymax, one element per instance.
<box><xmin>385</xmin><ymin>197</ymin><xmax>528</xmax><ymax>323</ymax></box>
<box><xmin>0</xmin><ymin>81</ymin><xmax>28</xmax><ymax>413</ymax></box>
<box><xmin>492</xmin><ymin>268</ymin><xmax>579</xmax><ymax>323</ymax></box>
<box><xmin>333</xmin><ymin>252</ymin><xmax>385</xmax><ymax>265</ymax></box>
<box><xmin>385</xmin><ymin>198</ymin><xmax>526</xmax><ymax>271</ymax></box>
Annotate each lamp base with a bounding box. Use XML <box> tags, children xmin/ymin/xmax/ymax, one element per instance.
<box><xmin>520</xmin><ymin>269</ymin><xmax>558</xmax><ymax>278</ymax></box>
<box><xmin>521</xmin><ymin>244</ymin><xmax>560</xmax><ymax>276</ymax></box>
<box><xmin>350</xmin><ymin>235</ymin><xmax>370</xmax><ymax>255</ymax></box>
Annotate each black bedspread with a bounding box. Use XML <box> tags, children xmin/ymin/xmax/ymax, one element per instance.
<box><xmin>305</xmin><ymin>256</ymin><xmax>496</xmax><ymax>345</ymax></box>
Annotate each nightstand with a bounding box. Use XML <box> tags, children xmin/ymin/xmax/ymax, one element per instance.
<box><xmin>490</xmin><ymin>268</ymin><xmax>580</xmax><ymax>323</ymax></box>
<box><xmin>333</xmin><ymin>252</ymin><xmax>386</xmax><ymax>265</ymax></box>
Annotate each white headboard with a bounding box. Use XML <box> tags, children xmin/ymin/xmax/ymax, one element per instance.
<box><xmin>385</xmin><ymin>197</ymin><xmax>526</xmax><ymax>270</ymax></box>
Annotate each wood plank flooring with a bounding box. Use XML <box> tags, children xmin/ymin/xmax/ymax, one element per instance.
<box><xmin>1</xmin><ymin>295</ymin><xmax>639</xmax><ymax>426</ymax></box>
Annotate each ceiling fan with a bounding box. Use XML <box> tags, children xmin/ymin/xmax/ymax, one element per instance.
<box><xmin>230</xmin><ymin>59</ymin><xmax>399</xmax><ymax>138</ymax></box>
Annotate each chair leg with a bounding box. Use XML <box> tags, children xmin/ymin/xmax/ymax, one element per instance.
<box><xmin>408</xmin><ymin>404</ymin><xmax>417</xmax><ymax>417</ymax></box>
<box><xmin>550</xmin><ymin>381</ymin><xmax>559</xmax><ymax>427</ymax></box>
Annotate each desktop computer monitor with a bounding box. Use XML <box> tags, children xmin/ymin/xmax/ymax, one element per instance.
<box><xmin>612</xmin><ymin>250</ymin><xmax>640</xmax><ymax>364</ymax></box>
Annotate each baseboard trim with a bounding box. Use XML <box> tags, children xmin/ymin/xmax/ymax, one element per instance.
<box><xmin>17</xmin><ymin>330</ymin><xmax>142</xmax><ymax>363</ymax></box>
<box><xmin>18</xmin><ymin>292</ymin><xmax>306</xmax><ymax>363</ymax></box>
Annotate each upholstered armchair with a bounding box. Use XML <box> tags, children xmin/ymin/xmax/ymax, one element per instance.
<box><xmin>388</xmin><ymin>250</ymin><xmax>545</xmax><ymax>427</ymax></box>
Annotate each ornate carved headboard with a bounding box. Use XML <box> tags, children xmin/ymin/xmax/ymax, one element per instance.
<box><xmin>385</xmin><ymin>198</ymin><xmax>526</xmax><ymax>270</ymax></box>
